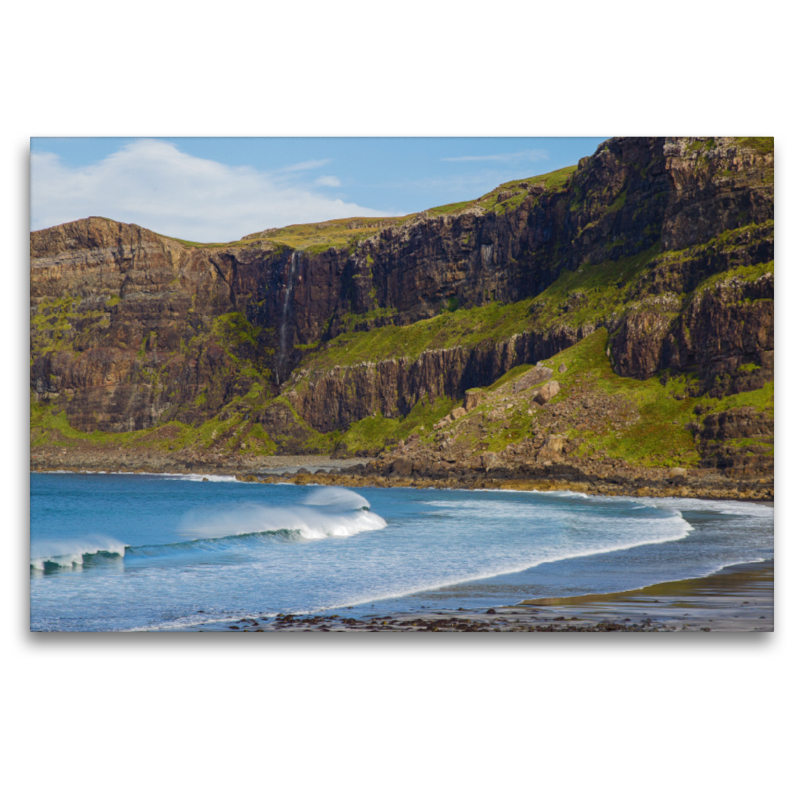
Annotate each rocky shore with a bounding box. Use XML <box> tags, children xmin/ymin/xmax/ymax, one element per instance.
<box><xmin>254</xmin><ymin>458</ymin><xmax>773</xmax><ymax>502</ymax></box>
<box><xmin>30</xmin><ymin>446</ymin><xmax>773</xmax><ymax>501</ymax></box>
<box><xmin>31</xmin><ymin>138</ymin><xmax>773</xmax><ymax>482</ymax></box>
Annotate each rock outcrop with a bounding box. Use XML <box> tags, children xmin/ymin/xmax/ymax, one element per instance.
<box><xmin>31</xmin><ymin>136</ymin><xmax>774</xmax><ymax>475</ymax></box>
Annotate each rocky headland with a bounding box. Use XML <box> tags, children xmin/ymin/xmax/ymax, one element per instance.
<box><xmin>30</xmin><ymin>137</ymin><xmax>774</xmax><ymax>498</ymax></box>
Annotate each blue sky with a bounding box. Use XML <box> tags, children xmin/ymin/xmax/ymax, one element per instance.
<box><xmin>31</xmin><ymin>137</ymin><xmax>608</xmax><ymax>242</ymax></box>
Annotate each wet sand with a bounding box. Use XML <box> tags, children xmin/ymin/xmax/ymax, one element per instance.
<box><xmin>189</xmin><ymin>560</ymin><xmax>773</xmax><ymax>633</ymax></box>
<box><xmin>516</xmin><ymin>560</ymin><xmax>774</xmax><ymax>632</ymax></box>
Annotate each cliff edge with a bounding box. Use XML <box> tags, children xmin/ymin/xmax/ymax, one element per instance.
<box><xmin>30</xmin><ymin>136</ymin><xmax>774</xmax><ymax>493</ymax></box>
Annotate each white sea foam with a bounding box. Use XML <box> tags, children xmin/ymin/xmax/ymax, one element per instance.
<box><xmin>634</xmin><ymin>496</ymin><xmax>774</xmax><ymax>518</ymax></box>
<box><xmin>300</xmin><ymin>486</ymin><xmax>371</xmax><ymax>510</ymax></box>
<box><xmin>37</xmin><ymin>470</ymin><xmax>243</xmax><ymax>482</ymax></box>
<box><xmin>30</xmin><ymin>535</ymin><xmax>127</xmax><ymax>571</ymax></box>
<box><xmin>32</xmin><ymin>474</ymin><xmax>773</xmax><ymax>631</ymax></box>
<box><xmin>179</xmin><ymin>487</ymin><xmax>385</xmax><ymax>541</ymax></box>
<box><xmin>292</xmin><ymin>508</ymin><xmax>697</xmax><ymax>613</ymax></box>
<box><xmin>161</xmin><ymin>473</ymin><xmax>241</xmax><ymax>483</ymax></box>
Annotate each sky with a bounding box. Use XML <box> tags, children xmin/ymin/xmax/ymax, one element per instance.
<box><xmin>30</xmin><ymin>137</ymin><xmax>608</xmax><ymax>242</ymax></box>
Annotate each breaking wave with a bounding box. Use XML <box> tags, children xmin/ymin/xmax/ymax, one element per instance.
<box><xmin>31</xmin><ymin>488</ymin><xmax>386</xmax><ymax>573</ymax></box>
<box><xmin>30</xmin><ymin>535</ymin><xmax>127</xmax><ymax>572</ymax></box>
<box><xmin>178</xmin><ymin>486</ymin><xmax>384</xmax><ymax>540</ymax></box>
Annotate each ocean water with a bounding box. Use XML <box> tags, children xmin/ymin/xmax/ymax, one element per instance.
<box><xmin>30</xmin><ymin>473</ymin><xmax>774</xmax><ymax>631</ymax></box>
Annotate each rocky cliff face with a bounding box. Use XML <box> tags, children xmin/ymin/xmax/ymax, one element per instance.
<box><xmin>31</xmin><ymin>136</ymin><xmax>773</xmax><ymax>471</ymax></box>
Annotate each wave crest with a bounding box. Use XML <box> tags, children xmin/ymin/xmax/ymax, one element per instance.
<box><xmin>179</xmin><ymin>487</ymin><xmax>384</xmax><ymax>541</ymax></box>
<box><xmin>30</xmin><ymin>535</ymin><xmax>127</xmax><ymax>572</ymax></box>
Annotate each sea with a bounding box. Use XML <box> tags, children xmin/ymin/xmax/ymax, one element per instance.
<box><xmin>30</xmin><ymin>472</ymin><xmax>774</xmax><ymax>632</ymax></box>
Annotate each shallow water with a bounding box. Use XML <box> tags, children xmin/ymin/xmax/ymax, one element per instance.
<box><xmin>30</xmin><ymin>473</ymin><xmax>774</xmax><ymax>631</ymax></box>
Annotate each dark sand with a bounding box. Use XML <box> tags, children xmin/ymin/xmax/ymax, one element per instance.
<box><xmin>190</xmin><ymin>560</ymin><xmax>773</xmax><ymax>633</ymax></box>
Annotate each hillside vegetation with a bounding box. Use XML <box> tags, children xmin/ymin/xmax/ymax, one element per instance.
<box><xmin>30</xmin><ymin>137</ymin><xmax>774</xmax><ymax>484</ymax></box>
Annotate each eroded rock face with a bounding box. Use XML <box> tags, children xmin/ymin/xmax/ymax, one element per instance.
<box><xmin>30</xmin><ymin>217</ymin><xmax>286</xmax><ymax>432</ymax></box>
<box><xmin>662</xmin><ymin>274</ymin><xmax>774</xmax><ymax>396</ymax></box>
<box><xmin>31</xmin><ymin>137</ymin><xmax>774</xmax><ymax>441</ymax></box>
<box><xmin>284</xmin><ymin>331</ymin><xmax>581</xmax><ymax>432</ymax></box>
<box><xmin>694</xmin><ymin>407</ymin><xmax>774</xmax><ymax>476</ymax></box>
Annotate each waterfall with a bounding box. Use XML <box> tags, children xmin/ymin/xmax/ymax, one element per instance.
<box><xmin>277</xmin><ymin>251</ymin><xmax>298</xmax><ymax>383</ymax></box>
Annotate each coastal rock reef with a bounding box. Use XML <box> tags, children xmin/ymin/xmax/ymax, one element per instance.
<box><xmin>30</xmin><ymin>136</ymin><xmax>774</xmax><ymax>494</ymax></box>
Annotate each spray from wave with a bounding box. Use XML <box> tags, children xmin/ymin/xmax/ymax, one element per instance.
<box><xmin>30</xmin><ymin>488</ymin><xmax>386</xmax><ymax>573</ymax></box>
<box><xmin>178</xmin><ymin>486</ymin><xmax>386</xmax><ymax>541</ymax></box>
<box><xmin>30</xmin><ymin>535</ymin><xmax>127</xmax><ymax>572</ymax></box>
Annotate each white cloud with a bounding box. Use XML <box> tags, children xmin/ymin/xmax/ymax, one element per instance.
<box><xmin>440</xmin><ymin>149</ymin><xmax>549</xmax><ymax>163</ymax></box>
<box><xmin>277</xmin><ymin>159</ymin><xmax>331</xmax><ymax>173</ymax></box>
<box><xmin>30</xmin><ymin>140</ymin><xmax>399</xmax><ymax>242</ymax></box>
<box><xmin>315</xmin><ymin>175</ymin><xmax>341</xmax><ymax>187</ymax></box>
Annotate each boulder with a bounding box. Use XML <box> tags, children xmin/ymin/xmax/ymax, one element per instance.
<box><xmin>539</xmin><ymin>435</ymin><xmax>567</xmax><ymax>459</ymax></box>
<box><xmin>390</xmin><ymin>458</ymin><xmax>413</xmax><ymax>476</ymax></box>
<box><xmin>480</xmin><ymin>452</ymin><xmax>499</xmax><ymax>470</ymax></box>
<box><xmin>465</xmin><ymin>390</ymin><xmax>484</xmax><ymax>411</ymax></box>
<box><xmin>512</xmin><ymin>366</ymin><xmax>554</xmax><ymax>393</ymax></box>
<box><xmin>533</xmin><ymin>380</ymin><xmax>561</xmax><ymax>405</ymax></box>
<box><xmin>451</xmin><ymin>407</ymin><xmax>467</xmax><ymax>420</ymax></box>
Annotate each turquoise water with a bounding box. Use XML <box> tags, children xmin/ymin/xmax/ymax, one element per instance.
<box><xmin>30</xmin><ymin>473</ymin><xmax>774</xmax><ymax>631</ymax></box>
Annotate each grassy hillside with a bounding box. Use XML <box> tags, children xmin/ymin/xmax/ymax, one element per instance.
<box><xmin>31</xmin><ymin>142</ymin><xmax>773</xmax><ymax>476</ymax></box>
<box><xmin>159</xmin><ymin>165</ymin><xmax>579</xmax><ymax>253</ymax></box>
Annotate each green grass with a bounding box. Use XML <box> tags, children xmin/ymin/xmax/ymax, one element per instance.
<box><xmin>160</xmin><ymin>218</ymin><xmax>410</xmax><ymax>252</ymax></box>
<box><xmin>31</xmin><ymin>299</ymin><xmax>276</xmax><ymax>438</ymax></box>
<box><xmin>294</xmin><ymin>229</ymin><xmax>768</xmax><ymax>396</ymax></box>
<box><xmin>484</xmin><ymin>404</ymin><xmax>534</xmax><ymax>452</ymax></box>
<box><xmin>337</xmin><ymin>306</ymin><xmax>398</xmax><ymax>334</ymax></box>
<box><xmin>476</xmin><ymin>166</ymin><xmax>578</xmax><ymax>214</ymax></box>
<box><xmin>536</xmin><ymin>331</ymin><xmax>773</xmax><ymax>467</ymax></box>
<box><xmin>427</xmin><ymin>200</ymin><xmax>475</xmax><ymax>217</ymax></box>
<box><xmin>607</xmin><ymin>188</ymin><xmax>627</xmax><ymax>214</ymax></box>
<box><xmin>424</xmin><ymin>166</ymin><xmax>578</xmax><ymax>220</ymax></box>
<box><xmin>30</xmin><ymin>393</ymin><xmax>281</xmax><ymax>457</ymax></box>
<box><xmin>486</xmin><ymin>364</ymin><xmax>535</xmax><ymax>392</ymax></box>
<box><xmin>30</xmin><ymin>295</ymin><xmax>114</xmax><ymax>356</ymax></box>
<box><xmin>545</xmin><ymin>332</ymin><xmax>701</xmax><ymax>466</ymax></box>
<box><xmin>724</xmin><ymin>437</ymin><xmax>773</xmax><ymax>451</ymax></box>
<box><xmin>298</xmin><ymin>299</ymin><xmax>535</xmax><ymax>373</ymax></box>
<box><xmin>694</xmin><ymin>260</ymin><xmax>773</xmax><ymax>293</ymax></box>
<box><xmin>150</xmin><ymin>163</ymin><xmax>582</xmax><ymax>252</ymax></box>
<box><xmin>337</xmin><ymin>395</ymin><xmax>458</xmax><ymax>456</ymax></box>
<box><xmin>735</xmin><ymin>137</ymin><xmax>773</xmax><ymax>155</ymax></box>
<box><xmin>686</xmin><ymin>138</ymin><xmax>716</xmax><ymax>153</ymax></box>
<box><xmin>529</xmin><ymin>242</ymin><xmax>662</xmax><ymax>327</ymax></box>
<box><xmin>212</xmin><ymin>312</ymin><xmax>261</xmax><ymax>351</ymax></box>
<box><xmin>711</xmin><ymin>381</ymin><xmax>774</xmax><ymax>415</ymax></box>
<box><xmin>31</xmin><ymin>323</ymin><xmax>774</xmax><ymax>466</ymax></box>
<box><xmin>238</xmin><ymin>218</ymin><xmax>412</xmax><ymax>253</ymax></box>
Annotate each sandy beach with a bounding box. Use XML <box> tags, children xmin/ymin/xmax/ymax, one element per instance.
<box><xmin>185</xmin><ymin>560</ymin><xmax>773</xmax><ymax>633</ymax></box>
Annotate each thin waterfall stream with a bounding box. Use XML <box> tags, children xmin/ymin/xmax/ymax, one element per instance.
<box><xmin>277</xmin><ymin>251</ymin><xmax>298</xmax><ymax>383</ymax></box>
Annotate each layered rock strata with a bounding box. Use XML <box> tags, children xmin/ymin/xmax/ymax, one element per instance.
<box><xmin>31</xmin><ymin>136</ymin><xmax>774</xmax><ymax>475</ymax></box>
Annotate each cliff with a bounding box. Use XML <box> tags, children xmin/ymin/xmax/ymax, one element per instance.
<box><xmin>30</xmin><ymin>136</ymin><xmax>774</xmax><ymax>482</ymax></box>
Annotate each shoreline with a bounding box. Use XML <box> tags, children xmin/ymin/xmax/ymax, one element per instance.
<box><xmin>32</xmin><ymin>466</ymin><xmax>774</xmax><ymax>506</ymax></box>
<box><xmin>31</xmin><ymin>469</ymin><xmax>774</xmax><ymax>633</ymax></box>
<box><xmin>30</xmin><ymin>454</ymin><xmax>773</xmax><ymax>502</ymax></box>
<box><xmin>182</xmin><ymin>560</ymin><xmax>774</xmax><ymax>633</ymax></box>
